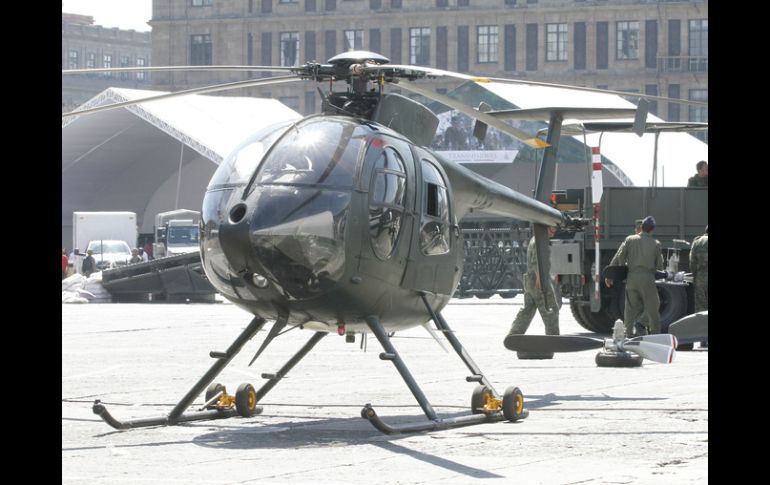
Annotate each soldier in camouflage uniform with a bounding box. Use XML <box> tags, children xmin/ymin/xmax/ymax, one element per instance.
<box><xmin>687</xmin><ymin>161</ymin><xmax>708</xmax><ymax>187</ymax></box>
<box><xmin>690</xmin><ymin>226</ymin><xmax>708</xmax><ymax>312</ymax></box>
<box><xmin>508</xmin><ymin>226</ymin><xmax>560</xmax><ymax>336</ymax></box>
<box><xmin>605</xmin><ymin>216</ymin><xmax>665</xmax><ymax>336</ymax></box>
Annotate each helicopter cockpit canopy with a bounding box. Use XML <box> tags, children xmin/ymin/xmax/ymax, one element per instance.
<box><xmin>203</xmin><ymin>116</ymin><xmax>371</xmax><ymax>301</ymax></box>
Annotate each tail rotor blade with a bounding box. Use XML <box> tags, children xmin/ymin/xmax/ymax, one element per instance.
<box><xmin>622</xmin><ymin>341</ymin><xmax>675</xmax><ymax>364</ymax></box>
<box><xmin>504</xmin><ymin>334</ymin><xmax>604</xmax><ymax>353</ymax></box>
<box><xmin>668</xmin><ymin>311</ymin><xmax>708</xmax><ymax>342</ymax></box>
<box><xmin>629</xmin><ymin>333</ymin><xmax>678</xmax><ymax>348</ymax></box>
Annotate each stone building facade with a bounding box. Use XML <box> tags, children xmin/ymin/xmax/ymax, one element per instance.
<box><xmin>149</xmin><ymin>0</ymin><xmax>706</xmax><ymax>128</ymax></box>
<box><xmin>62</xmin><ymin>13</ymin><xmax>153</xmax><ymax>112</ymax></box>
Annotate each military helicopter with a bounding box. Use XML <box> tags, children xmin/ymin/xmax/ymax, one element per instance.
<box><xmin>63</xmin><ymin>50</ymin><xmax>707</xmax><ymax>434</ymax></box>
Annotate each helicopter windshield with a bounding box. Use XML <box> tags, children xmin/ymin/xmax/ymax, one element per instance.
<box><xmin>255</xmin><ymin>117</ymin><xmax>366</xmax><ymax>188</ymax></box>
<box><xmin>207</xmin><ymin>120</ymin><xmax>295</xmax><ymax>189</ymax></box>
<box><xmin>245</xmin><ymin>117</ymin><xmax>368</xmax><ymax>299</ymax></box>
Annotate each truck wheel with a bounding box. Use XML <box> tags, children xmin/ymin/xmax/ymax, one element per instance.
<box><xmin>657</xmin><ymin>285</ymin><xmax>687</xmax><ymax>333</ymax></box>
<box><xmin>577</xmin><ymin>305</ymin><xmax>615</xmax><ymax>334</ymax></box>
<box><xmin>571</xmin><ymin>302</ymin><xmax>604</xmax><ymax>333</ymax></box>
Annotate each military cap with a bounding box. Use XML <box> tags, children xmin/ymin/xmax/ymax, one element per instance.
<box><xmin>641</xmin><ymin>216</ymin><xmax>656</xmax><ymax>228</ymax></box>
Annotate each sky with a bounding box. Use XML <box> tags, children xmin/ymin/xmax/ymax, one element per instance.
<box><xmin>62</xmin><ymin>0</ymin><xmax>152</xmax><ymax>32</ymax></box>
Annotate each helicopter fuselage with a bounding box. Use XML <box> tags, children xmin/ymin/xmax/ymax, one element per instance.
<box><xmin>201</xmin><ymin>115</ymin><xmax>464</xmax><ymax>333</ymax></box>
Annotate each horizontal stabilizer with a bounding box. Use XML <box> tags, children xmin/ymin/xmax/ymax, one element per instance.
<box><xmin>504</xmin><ymin>334</ymin><xmax>604</xmax><ymax>353</ymax></box>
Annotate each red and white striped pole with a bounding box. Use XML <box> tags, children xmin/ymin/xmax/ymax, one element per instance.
<box><xmin>591</xmin><ymin>147</ymin><xmax>603</xmax><ymax>305</ymax></box>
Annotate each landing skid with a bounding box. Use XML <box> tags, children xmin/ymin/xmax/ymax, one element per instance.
<box><xmin>359</xmin><ymin>295</ymin><xmax>528</xmax><ymax>434</ymax></box>
<box><xmin>92</xmin><ymin>316</ymin><xmax>327</xmax><ymax>430</ymax></box>
<box><xmin>93</xmin><ymin>302</ymin><xmax>528</xmax><ymax>435</ymax></box>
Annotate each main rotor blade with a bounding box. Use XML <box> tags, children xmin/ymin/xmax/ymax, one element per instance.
<box><xmin>363</xmin><ymin>63</ymin><xmax>490</xmax><ymax>82</ymax></box>
<box><xmin>482</xmin><ymin>76</ymin><xmax>708</xmax><ymax>108</ymax></box>
<box><xmin>559</xmin><ymin>121</ymin><xmax>709</xmax><ymax>136</ymax></box>
<box><xmin>622</xmin><ymin>341</ymin><xmax>675</xmax><ymax>364</ymax></box>
<box><xmin>62</xmin><ymin>75</ymin><xmax>301</xmax><ymax>118</ymax></box>
<box><xmin>396</xmin><ymin>80</ymin><xmax>548</xmax><ymax>149</ymax></box>
<box><xmin>668</xmin><ymin>311</ymin><xmax>708</xmax><ymax>341</ymax></box>
<box><xmin>486</xmin><ymin>107</ymin><xmax>637</xmax><ymax>121</ymax></box>
<box><xmin>63</xmin><ymin>65</ymin><xmax>295</xmax><ymax>75</ymax></box>
<box><xmin>504</xmin><ymin>334</ymin><xmax>604</xmax><ymax>353</ymax></box>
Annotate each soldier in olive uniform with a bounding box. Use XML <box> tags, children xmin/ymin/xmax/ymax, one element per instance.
<box><xmin>687</xmin><ymin>161</ymin><xmax>708</xmax><ymax>187</ymax></box>
<box><xmin>605</xmin><ymin>216</ymin><xmax>664</xmax><ymax>336</ymax></box>
<box><xmin>690</xmin><ymin>225</ymin><xmax>708</xmax><ymax>312</ymax></box>
<box><xmin>508</xmin><ymin>226</ymin><xmax>560</xmax><ymax>336</ymax></box>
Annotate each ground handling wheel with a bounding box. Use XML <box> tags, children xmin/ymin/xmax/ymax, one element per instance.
<box><xmin>502</xmin><ymin>386</ymin><xmax>525</xmax><ymax>421</ymax></box>
<box><xmin>204</xmin><ymin>382</ymin><xmax>226</xmax><ymax>409</ymax></box>
<box><xmin>235</xmin><ymin>383</ymin><xmax>258</xmax><ymax>417</ymax></box>
<box><xmin>471</xmin><ymin>385</ymin><xmax>493</xmax><ymax>414</ymax></box>
<box><xmin>595</xmin><ymin>351</ymin><xmax>643</xmax><ymax>367</ymax></box>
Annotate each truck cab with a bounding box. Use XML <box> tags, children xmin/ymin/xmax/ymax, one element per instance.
<box><xmin>165</xmin><ymin>220</ymin><xmax>200</xmax><ymax>256</ymax></box>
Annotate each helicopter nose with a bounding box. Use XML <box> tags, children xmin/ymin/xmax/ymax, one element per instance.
<box><xmin>217</xmin><ymin>202</ymin><xmax>255</xmax><ymax>275</ymax></box>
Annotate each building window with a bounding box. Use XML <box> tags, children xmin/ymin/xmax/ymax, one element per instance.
<box><xmin>192</xmin><ymin>0</ymin><xmax>212</xmax><ymax>5</ymax></box>
<box><xmin>526</xmin><ymin>23</ymin><xmax>537</xmax><ymax>71</ymax></box>
<box><xmin>668</xmin><ymin>84</ymin><xmax>680</xmax><ymax>122</ymax></box>
<box><xmin>191</xmin><ymin>34</ymin><xmax>212</xmax><ymax>65</ymax></box>
<box><xmin>391</xmin><ymin>0</ymin><xmax>402</xmax><ymax>8</ymax></box>
<box><xmin>409</xmin><ymin>27</ymin><xmax>431</xmax><ymax>66</ymax></box>
<box><xmin>546</xmin><ymin>23</ymin><xmax>568</xmax><ymax>61</ymax></box>
<box><xmin>136</xmin><ymin>58</ymin><xmax>146</xmax><ymax>81</ymax></box>
<box><xmin>86</xmin><ymin>52</ymin><xmax>96</xmax><ymax>70</ymax></box>
<box><xmin>688</xmin><ymin>19</ymin><xmax>708</xmax><ymax>72</ymax></box>
<box><xmin>68</xmin><ymin>50</ymin><xmax>79</xmax><ymax>69</ymax></box>
<box><xmin>436</xmin><ymin>26</ymin><xmax>448</xmax><ymax>69</ymax></box>
<box><xmin>457</xmin><ymin>25</ymin><xmax>469</xmax><ymax>71</ymax></box>
<box><xmin>574</xmin><ymin>22</ymin><xmax>586</xmax><ymax>70</ymax></box>
<box><xmin>280</xmin><ymin>32</ymin><xmax>300</xmax><ymax>66</ymax></box>
<box><xmin>616</xmin><ymin>21</ymin><xmax>639</xmax><ymax>60</ymax></box>
<box><xmin>344</xmin><ymin>30</ymin><xmax>364</xmax><ymax>50</ymax></box>
<box><xmin>458</xmin><ymin>0</ymin><xmax>468</xmax><ymax>6</ymax></box>
<box><xmin>280</xmin><ymin>0</ymin><xmax>298</xmax><ymax>3</ymax></box>
<box><xmin>645</xmin><ymin>84</ymin><xmax>658</xmax><ymax>116</ymax></box>
<box><xmin>688</xmin><ymin>89</ymin><xmax>708</xmax><ymax>142</ymax></box>
<box><xmin>390</xmin><ymin>28</ymin><xmax>402</xmax><ymax>63</ymax></box>
<box><xmin>596</xmin><ymin>21</ymin><xmax>608</xmax><ymax>69</ymax></box>
<box><xmin>120</xmin><ymin>56</ymin><xmax>130</xmax><ymax>80</ymax></box>
<box><xmin>102</xmin><ymin>54</ymin><xmax>112</xmax><ymax>77</ymax></box>
<box><xmin>477</xmin><ymin>25</ymin><xmax>498</xmax><ymax>64</ymax></box>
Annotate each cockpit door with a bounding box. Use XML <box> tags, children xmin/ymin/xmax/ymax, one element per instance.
<box><xmin>401</xmin><ymin>150</ymin><xmax>461</xmax><ymax>296</ymax></box>
<box><xmin>356</xmin><ymin>136</ymin><xmax>416</xmax><ymax>288</ymax></box>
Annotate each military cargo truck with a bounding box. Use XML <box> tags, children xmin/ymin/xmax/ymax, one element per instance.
<box><xmin>552</xmin><ymin>186</ymin><xmax>708</xmax><ymax>333</ymax></box>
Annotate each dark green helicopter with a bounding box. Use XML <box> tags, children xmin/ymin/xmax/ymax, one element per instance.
<box><xmin>63</xmin><ymin>50</ymin><xmax>697</xmax><ymax>434</ymax></box>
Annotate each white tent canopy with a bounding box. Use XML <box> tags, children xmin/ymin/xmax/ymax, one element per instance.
<box><xmin>62</xmin><ymin>88</ymin><xmax>301</xmax><ymax>248</ymax></box>
<box><xmin>477</xmin><ymin>82</ymin><xmax>708</xmax><ymax>187</ymax></box>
